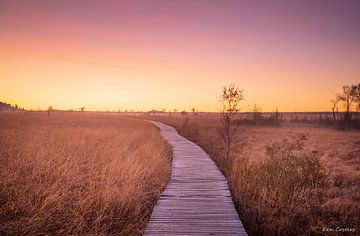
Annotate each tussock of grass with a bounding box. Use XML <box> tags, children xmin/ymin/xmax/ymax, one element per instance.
<box><xmin>0</xmin><ymin>112</ymin><xmax>171</xmax><ymax>235</ymax></box>
<box><xmin>231</xmin><ymin>135</ymin><xmax>329</xmax><ymax>235</ymax></box>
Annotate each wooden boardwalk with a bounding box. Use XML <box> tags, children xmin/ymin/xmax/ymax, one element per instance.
<box><xmin>145</xmin><ymin>121</ymin><xmax>247</xmax><ymax>235</ymax></box>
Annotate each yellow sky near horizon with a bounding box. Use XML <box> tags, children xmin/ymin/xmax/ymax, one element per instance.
<box><xmin>1</xmin><ymin>1</ymin><xmax>359</xmax><ymax>112</ymax></box>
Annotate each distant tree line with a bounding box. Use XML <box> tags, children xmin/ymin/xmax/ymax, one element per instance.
<box><xmin>0</xmin><ymin>102</ymin><xmax>24</xmax><ymax>111</ymax></box>
<box><xmin>217</xmin><ymin>83</ymin><xmax>360</xmax><ymax>131</ymax></box>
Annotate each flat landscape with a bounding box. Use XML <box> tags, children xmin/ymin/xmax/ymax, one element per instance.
<box><xmin>0</xmin><ymin>112</ymin><xmax>171</xmax><ymax>235</ymax></box>
<box><xmin>1</xmin><ymin>111</ymin><xmax>359</xmax><ymax>235</ymax></box>
<box><xmin>1</xmin><ymin>1</ymin><xmax>360</xmax><ymax>235</ymax></box>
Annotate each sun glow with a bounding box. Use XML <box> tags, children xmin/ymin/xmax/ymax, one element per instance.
<box><xmin>1</xmin><ymin>0</ymin><xmax>359</xmax><ymax>111</ymax></box>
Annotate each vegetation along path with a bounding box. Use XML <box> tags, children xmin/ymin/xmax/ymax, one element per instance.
<box><xmin>145</xmin><ymin>121</ymin><xmax>247</xmax><ymax>235</ymax></box>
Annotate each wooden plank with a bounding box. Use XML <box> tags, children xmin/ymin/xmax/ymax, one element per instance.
<box><xmin>144</xmin><ymin>121</ymin><xmax>247</xmax><ymax>235</ymax></box>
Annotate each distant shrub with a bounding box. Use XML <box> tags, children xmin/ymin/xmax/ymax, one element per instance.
<box><xmin>236</xmin><ymin>116</ymin><xmax>282</xmax><ymax>127</ymax></box>
<box><xmin>335</xmin><ymin>117</ymin><xmax>360</xmax><ymax>130</ymax></box>
<box><xmin>317</xmin><ymin>114</ymin><xmax>334</xmax><ymax>126</ymax></box>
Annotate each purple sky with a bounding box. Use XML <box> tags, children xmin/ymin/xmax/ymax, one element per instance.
<box><xmin>1</xmin><ymin>0</ymin><xmax>359</xmax><ymax>111</ymax></box>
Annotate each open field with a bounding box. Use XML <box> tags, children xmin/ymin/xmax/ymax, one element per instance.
<box><xmin>2</xmin><ymin>0</ymin><xmax>359</xmax><ymax>234</ymax></box>
<box><xmin>1</xmin><ymin>111</ymin><xmax>358</xmax><ymax>235</ymax></box>
<box><xmin>152</xmin><ymin>114</ymin><xmax>360</xmax><ymax>235</ymax></box>
<box><xmin>0</xmin><ymin>112</ymin><xmax>171</xmax><ymax>235</ymax></box>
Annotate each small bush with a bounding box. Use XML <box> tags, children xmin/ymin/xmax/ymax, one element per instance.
<box><xmin>232</xmin><ymin>135</ymin><xmax>329</xmax><ymax>235</ymax></box>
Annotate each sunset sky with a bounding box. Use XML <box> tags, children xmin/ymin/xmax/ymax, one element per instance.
<box><xmin>1</xmin><ymin>0</ymin><xmax>359</xmax><ymax>112</ymax></box>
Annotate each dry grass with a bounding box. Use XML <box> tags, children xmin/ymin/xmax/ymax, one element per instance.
<box><xmin>153</xmin><ymin>114</ymin><xmax>360</xmax><ymax>235</ymax></box>
<box><xmin>0</xmin><ymin>112</ymin><xmax>171</xmax><ymax>235</ymax></box>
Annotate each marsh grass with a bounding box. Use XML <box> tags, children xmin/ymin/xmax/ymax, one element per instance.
<box><xmin>0</xmin><ymin>112</ymin><xmax>171</xmax><ymax>235</ymax></box>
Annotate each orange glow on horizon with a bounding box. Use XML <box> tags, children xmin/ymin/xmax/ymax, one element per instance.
<box><xmin>1</xmin><ymin>1</ymin><xmax>359</xmax><ymax>112</ymax></box>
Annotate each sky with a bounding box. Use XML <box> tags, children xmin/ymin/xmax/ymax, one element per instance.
<box><xmin>1</xmin><ymin>0</ymin><xmax>359</xmax><ymax>112</ymax></box>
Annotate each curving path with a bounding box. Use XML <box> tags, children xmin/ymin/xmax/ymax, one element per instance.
<box><xmin>145</xmin><ymin>121</ymin><xmax>247</xmax><ymax>235</ymax></box>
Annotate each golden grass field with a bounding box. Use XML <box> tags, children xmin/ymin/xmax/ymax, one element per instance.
<box><xmin>0</xmin><ymin>112</ymin><xmax>171</xmax><ymax>235</ymax></box>
<box><xmin>153</xmin><ymin>114</ymin><xmax>360</xmax><ymax>235</ymax></box>
<box><xmin>1</xmin><ymin>111</ymin><xmax>359</xmax><ymax>235</ymax></box>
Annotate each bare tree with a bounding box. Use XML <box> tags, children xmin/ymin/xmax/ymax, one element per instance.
<box><xmin>351</xmin><ymin>83</ymin><xmax>360</xmax><ymax>110</ymax></box>
<box><xmin>219</xmin><ymin>84</ymin><xmax>244</xmax><ymax>160</ymax></box>
<box><xmin>330</xmin><ymin>98</ymin><xmax>339</xmax><ymax>121</ymax></box>
<box><xmin>80</xmin><ymin>107</ymin><xmax>86</xmax><ymax>112</ymax></box>
<box><xmin>337</xmin><ymin>85</ymin><xmax>357</xmax><ymax>121</ymax></box>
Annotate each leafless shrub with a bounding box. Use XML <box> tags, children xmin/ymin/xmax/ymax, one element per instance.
<box><xmin>219</xmin><ymin>84</ymin><xmax>244</xmax><ymax>161</ymax></box>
